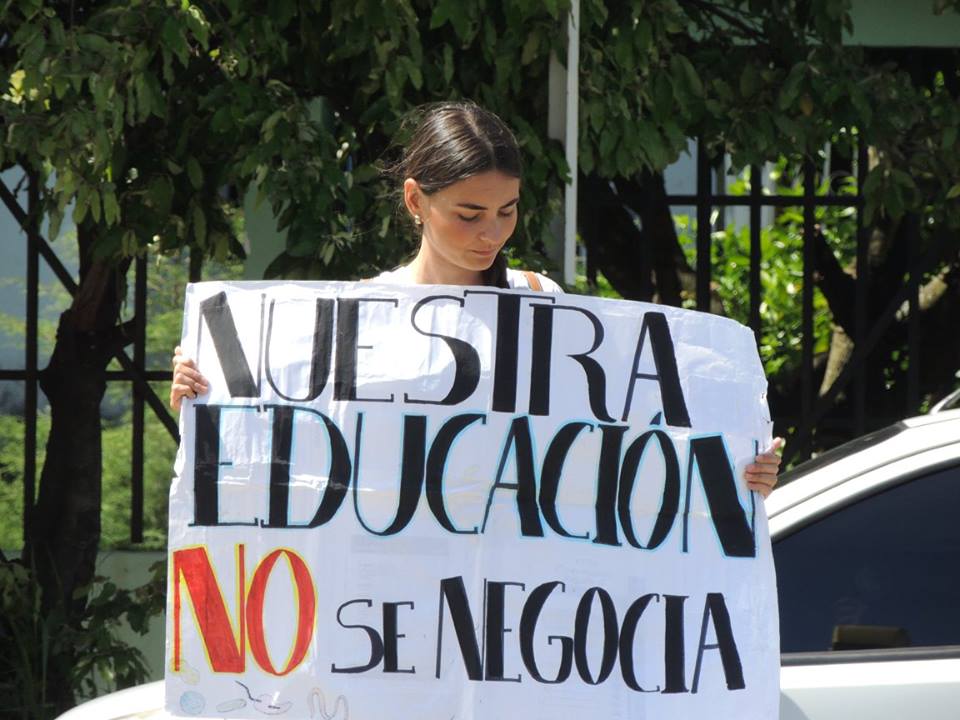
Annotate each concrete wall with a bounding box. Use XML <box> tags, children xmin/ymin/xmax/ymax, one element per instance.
<box><xmin>848</xmin><ymin>0</ymin><xmax>960</xmax><ymax>46</ymax></box>
<box><xmin>95</xmin><ymin>550</ymin><xmax>167</xmax><ymax>682</ymax></box>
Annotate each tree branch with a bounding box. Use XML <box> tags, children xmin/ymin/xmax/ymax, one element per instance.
<box><xmin>578</xmin><ymin>172</ymin><xmax>655</xmax><ymax>300</ymax></box>
<box><xmin>813</xmin><ymin>227</ymin><xmax>857</xmax><ymax>334</ymax></box>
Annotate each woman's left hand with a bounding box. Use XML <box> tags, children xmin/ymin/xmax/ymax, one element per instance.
<box><xmin>745</xmin><ymin>437</ymin><xmax>784</xmax><ymax>498</ymax></box>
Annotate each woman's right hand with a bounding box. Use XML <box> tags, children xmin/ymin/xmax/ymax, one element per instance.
<box><xmin>170</xmin><ymin>345</ymin><xmax>209</xmax><ymax>411</ymax></box>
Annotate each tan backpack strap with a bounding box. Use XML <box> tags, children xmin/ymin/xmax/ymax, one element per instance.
<box><xmin>523</xmin><ymin>270</ymin><xmax>543</xmax><ymax>291</ymax></box>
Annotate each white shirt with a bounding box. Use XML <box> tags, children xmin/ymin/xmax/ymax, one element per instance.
<box><xmin>373</xmin><ymin>265</ymin><xmax>563</xmax><ymax>293</ymax></box>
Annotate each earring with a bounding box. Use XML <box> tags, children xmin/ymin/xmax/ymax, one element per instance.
<box><xmin>413</xmin><ymin>214</ymin><xmax>422</xmax><ymax>226</ymax></box>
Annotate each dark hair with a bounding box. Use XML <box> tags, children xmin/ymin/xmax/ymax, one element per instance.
<box><xmin>389</xmin><ymin>102</ymin><xmax>523</xmax><ymax>287</ymax></box>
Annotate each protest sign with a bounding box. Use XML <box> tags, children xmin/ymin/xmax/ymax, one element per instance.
<box><xmin>165</xmin><ymin>280</ymin><xmax>779</xmax><ymax>719</ymax></box>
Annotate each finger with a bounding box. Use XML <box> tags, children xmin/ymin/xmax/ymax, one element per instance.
<box><xmin>745</xmin><ymin>465</ymin><xmax>779</xmax><ymax>496</ymax></box>
<box><xmin>747</xmin><ymin>480</ymin><xmax>774</xmax><ymax>498</ymax></box>
<box><xmin>746</xmin><ymin>468</ymin><xmax>778</xmax><ymax>485</ymax></box>
<box><xmin>171</xmin><ymin>381</ymin><xmax>198</xmax><ymax>399</ymax></box>
<box><xmin>174</xmin><ymin>363</ymin><xmax>208</xmax><ymax>386</ymax></box>
<box><xmin>170</xmin><ymin>385</ymin><xmax>192</xmax><ymax>411</ymax></box>
<box><xmin>745</xmin><ymin>468</ymin><xmax>777</xmax><ymax>483</ymax></box>
<box><xmin>752</xmin><ymin>453</ymin><xmax>782</xmax><ymax>467</ymax></box>
<box><xmin>174</xmin><ymin>376</ymin><xmax>208</xmax><ymax>396</ymax></box>
<box><xmin>181</xmin><ymin>365</ymin><xmax>206</xmax><ymax>386</ymax></box>
<box><xmin>174</xmin><ymin>365</ymin><xmax>204</xmax><ymax>383</ymax></box>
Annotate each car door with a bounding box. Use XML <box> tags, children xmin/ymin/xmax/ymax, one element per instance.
<box><xmin>775</xmin><ymin>461</ymin><xmax>960</xmax><ymax>720</ymax></box>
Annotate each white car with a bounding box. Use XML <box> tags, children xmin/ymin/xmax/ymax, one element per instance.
<box><xmin>774</xmin><ymin>407</ymin><xmax>960</xmax><ymax>719</ymax></box>
<box><xmin>59</xmin><ymin>408</ymin><xmax>960</xmax><ymax>720</ymax></box>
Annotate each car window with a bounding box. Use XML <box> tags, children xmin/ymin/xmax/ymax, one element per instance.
<box><xmin>774</xmin><ymin>464</ymin><xmax>960</xmax><ymax>653</ymax></box>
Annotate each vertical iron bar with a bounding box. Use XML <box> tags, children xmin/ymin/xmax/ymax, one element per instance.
<box><xmin>854</xmin><ymin>143</ymin><xmax>868</xmax><ymax>435</ymax></box>
<box><xmin>131</xmin><ymin>255</ymin><xmax>147</xmax><ymax>543</ymax></box>
<box><xmin>696</xmin><ymin>141</ymin><xmax>711</xmax><ymax>312</ymax></box>
<box><xmin>906</xmin><ymin>213</ymin><xmax>920</xmax><ymax>412</ymax></box>
<box><xmin>749</xmin><ymin>164</ymin><xmax>762</xmax><ymax>339</ymax></box>
<box><xmin>715</xmin><ymin>161</ymin><xmax>726</xmax><ymax>233</ymax></box>
<box><xmin>801</xmin><ymin>159</ymin><xmax>816</xmax><ymax>458</ymax></box>
<box><xmin>24</xmin><ymin>173</ymin><xmax>39</xmax><ymax>544</ymax></box>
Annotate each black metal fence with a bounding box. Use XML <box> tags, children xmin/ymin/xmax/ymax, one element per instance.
<box><xmin>0</xmin><ymin>140</ymin><xmax>942</xmax><ymax>543</ymax></box>
<box><xmin>0</xmin><ymin>174</ymin><xmax>184</xmax><ymax>545</ymax></box>
<box><xmin>672</xmin><ymin>142</ymin><xmax>943</xmax><ymax>465</ymax></box>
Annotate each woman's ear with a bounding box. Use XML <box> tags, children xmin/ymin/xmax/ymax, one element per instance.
<box><xmin>403</xmin><ymin>178</ymin><xmax>426</xmax><ymax>221</ymax></box>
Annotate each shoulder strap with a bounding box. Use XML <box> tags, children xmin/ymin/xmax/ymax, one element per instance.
<box><xmin>523</xmin><ymin>270</ymin><xmax>543</xmax><ymax>292</ymax></box>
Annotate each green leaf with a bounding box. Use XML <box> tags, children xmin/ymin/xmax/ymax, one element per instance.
<box><xmin>483</xmin><ymin>17</ymin><xmax>496</xmax><ymax>49</ymax></box>
<box><xmin>634</xmin><ymin>122</ymin><xmax>669</xmax><ymax>170</ymax></box>
<box><xmin>521</xmin><ymin>32</ymin><xmax>541</xmax><ymax>66</ymax></box>
<box><xmin>321</xmin><ymin>242</ymin><xmax>335</xmax><ymax>265</ymax></box>
<box><xmin>48</xmin><ymin>207</ymin><xmax>64</xmax><ymax>241</ymax></box>
<box><xmin>850</xmin><ymin>85</ymin><xmax>872</xmax><ymax>125</ymax></box>
<box><xmin>410</xmin><ymin>62</ymin><xmax>423</xmax><ymax>90</ymax></box>
<box><xmin>429</xmin><ymin>0</ymin><xmax>450</xmax><ymax>30</ymax></box>
<box><xmin>674</xmin><ymin>54</ymin><xmax>703</xmax><ymax>98</ymax></box>
<box><xmin>74</xmin><ymin>186</ymin><xmax>90</xmax><ymax>224</ymax></box>
<box><xmin>103</xmin><ymin>186</ymin><xmax>120</xmax><ymax>225</ymax></box>
<box><xmin>774</xmin><ymin>115</ymin><xmax>802</xmax><ymax>143</ymax></box>
<box><xmin>76</xmin><ymin>33</ymin><xmax>113</xmax><ymax>56</ymax></box>
<box><xmin>352</xmin><ymin>163</ymin><xmax>378</xmax><ymax>183</ymax></box>
<box><xmin>431</xmin><ymin>0</ymin><xmax>471</xmax><ymax>41</ymax></box>
<box><xmin>212</xmin><ymin>231</ymin><xmax>230</xmax><ymax>262</ymax></box>
<box><xmin>186</xmin><ymin>157</ymin><xmax>204</xmax><ymax>190</ymax></box>
<box><xmin>211</xmin><ymin>106</ymin><xmax>233</xmax><ymax>133</ymax></box>
<box><xmin>778</xmin><ymin>63</ymin><xmax>805</xmax><ymax>110</ymax></box>
<box><xmin>739</xmin><ymin>64</ymin><xmax>760</xmax><ymax>98</ymax></box>
<box><xmin>890</xmin><ymin>169</ymin><xmax>916</xmax><ymax>192</ymax></box>
<box><xmin>184</xmin><ymin>5</ymin><xmax>210</xmax><ymax>49</ymax></box>
<box><xmin>947</xmin><ymin>184</ymin><xmax>960</xmax><ymax>200</ymax></box>
<box><xmin>943</xmin><ymin>126</ymin><xmax>957</xmax><ymax>150</ymax></box>
<box><xmin>598</xmin><ymin>127</ymin><xmax>617</xmax><ymax>162</ymax></box>
<box><xmin>635</xmin><ymin>18</ymin><xmax>652</xmax><ymax>51</ymax></box>
<box><xmin>398</xmin><ymin>56</ymin><xmax>423</xmax><ymax>90</ymax></box>
<box><xmin>442</xmin><ymin>44</ymin><xmax>454</xmax><ymax>84</ymax></box>
<box><xmin>88</xmin><ymin>189</ymin><xmax>102</xmax><ymax>223</ymax></box>
<box><xmin>143</xmin><ymin>72</ymin><xmax>165</xmax><ymax>118</ymax></box>
<box><xmin>161</xmin><ymin>16</ymin><xmax>190</xmax><ymax>66</ymax></box>
<box><xmin>862</xmin><ymin>167</ymin><xmax>883</xmax><ymax>197</ymax></box>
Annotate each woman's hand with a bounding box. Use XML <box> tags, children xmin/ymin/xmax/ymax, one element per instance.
<box><xmin>170</xmin><ymin>345</ymin><xmax>209</xmax><ymax>411</ymax></box>
<box><xmin>745</xmin><ymin>437</ymin><xmax>784</xmax><ymax>498</ymax></box>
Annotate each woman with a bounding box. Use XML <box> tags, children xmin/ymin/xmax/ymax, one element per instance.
<box><xmin>170</xmin><ymin>101</ymin><xmax>782</xmax><ymax>494</ymax></box>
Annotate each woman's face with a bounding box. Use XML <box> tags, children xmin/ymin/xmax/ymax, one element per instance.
<box><xmin>405</xmin><ymin>170</ymin><xmax>520</xmax><ymax>280</ymax></box>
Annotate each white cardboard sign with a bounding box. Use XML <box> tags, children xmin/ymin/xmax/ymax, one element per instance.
<box><xmin>165</xmin><ymin>281</ymin><xmax>779</xmax><ymax>719</ymax></box>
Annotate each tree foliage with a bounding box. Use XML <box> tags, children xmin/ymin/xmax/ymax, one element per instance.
<box><xmin>1</xmin><ymin>0</ymin><xmax>571</xmax><ymax>278</ymax></box>
<box><xmin>572</xmin><ymin>0</ymin><xmax>960</xmax><ymax>450</ymax></box>
<box><xmin>574</xmin><ymin>0</ymin><xmax>960</xmax><ymax>224</ymax></box>
<box><xmin>1</xmin><ymin>1</ymin><xmax>959</xmax><ymax>712</ymax></box>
